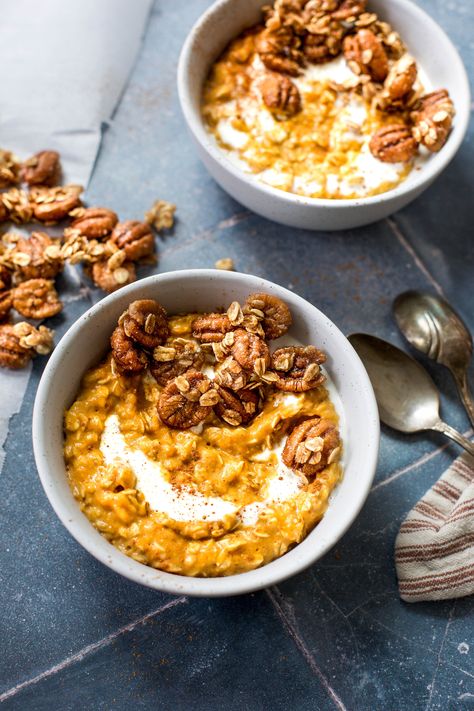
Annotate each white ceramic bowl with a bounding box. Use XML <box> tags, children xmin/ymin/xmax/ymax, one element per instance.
<box><xmin>33</xmin><ymin>270</ymin><xmax>379</xmax><ymax>596</ymax></box>
<box><xmin>178</xmin><ymin>0</ymin><xmax>470</xmax><ymax>231</ymax></box>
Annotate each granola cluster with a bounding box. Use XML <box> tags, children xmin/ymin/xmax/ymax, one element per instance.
<box><xmin>0</xmin><ymin>146</ymin><xmax>177</xmax><ymax>370</ymax></box>
<box><xmin>109</xmin><ymin>293</ymin><xmax>340</xmax><ymax>477</ymax></box>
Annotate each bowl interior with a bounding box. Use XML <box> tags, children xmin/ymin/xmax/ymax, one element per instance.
<box><xmin>33</xmin><ymin>271</ymin><xmax>379</xmax><ymax>596</ymax></box>
<box><xmin>178</xmin><ymin>0</ymin><xmax>470</xmax><ymax>207</ymax></box>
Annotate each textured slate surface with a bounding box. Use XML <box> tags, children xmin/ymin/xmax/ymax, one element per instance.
<box><xmin>1</xmin><ymin>1</ymin><xmax>473</xmax><ymax>709</ymax></box>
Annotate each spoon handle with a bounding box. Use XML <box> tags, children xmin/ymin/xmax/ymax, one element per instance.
<box><xmin>452</xmin><ymin>369</ymin><xmax>474</xmax><ymax>429</ymax></box>
<box><xmin>432</xmin><ymin>420</ymin><xmax>474</xmax><ymax>459</ymax></box>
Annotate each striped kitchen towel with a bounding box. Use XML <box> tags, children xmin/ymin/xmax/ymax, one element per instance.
<box><xmin>395</xmin><ymin>452</ymin><xmax>474</xmax><ymax>602</ymax></box>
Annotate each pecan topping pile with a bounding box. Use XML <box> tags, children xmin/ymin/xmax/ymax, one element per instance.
<box><xmin>0</xmin><ymin>145</ymin><xmax>177</xmax><ymax>369</ymax></box>
<box><xmin>108</xmin><ymin>293</ymin><xmax>341</xmax><ymax>479</ymax></box>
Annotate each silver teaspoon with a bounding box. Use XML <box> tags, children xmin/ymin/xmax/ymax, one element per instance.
<box><xmin>393</xmin><ymin>291</ymin><xmax>474</xmax><ymax>428</ymax></box>
<box><xmin>348</xmin><ymin>333</ymin><xmax>474</xmax><ymax>458</ymax></box>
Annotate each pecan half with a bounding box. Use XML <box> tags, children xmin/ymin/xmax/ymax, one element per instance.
<box><xmin>151</xmin><ymin>339</ymin><xmax>204</xmax><ymax>386</ymax></box>
<box><xmin>21</xmin><ymin>151</ymin><xmax>61</xmax><ymax>187</ymax></box>
<box><xmin>214</xmin><ymin>356</ymin><xmax>248</xmax><ymax>391</ymax></box>
<box><xmin>0</xmin><ymin>291</ymin><xmax>12</xmax><ymax>321</ymax></box>
<box><xmin>192</xmin><ymin>313</ymin><xmax>233</xmax><ymax>343</ymax></box>
<box><xmin>231</xmin><ymin>329</ymin><xmax>270</xmax><ymax>371</ymax></box>
<box><xmin>244</xmin><ymin>293</ymin><xmax>292</xmax><ymax>340</ymax></box>
<box><xmin>282</xmin><ymin>417</ymin><xmax>340</xmax><ymax>476</ymax></box>
<box><xmin>343</xmin><ymin>29</ymin><xmax>388</xmax><ymax>82</ymax></box>
<box><xmin>12</xmin><ymin>278</ymin><xmax>63</xmax><ymax>319</ymax></box>
<box><xmin>91</xmin><ymin>260</ymin><xmax>136</xmax><ymax>293</ymax></box>
<box><xmin>385</xmin><ymin>54</ymin><xmax>417</xmax><ymax>101</ymax></box>
<box><xmin>411</xmin><ymin>89</ymin><xmax>455</xmax><ymax>153</ymax></box>
<box><xmin>31</xmin><ymin>184</ymin><xmax>83</xmax><ymax>223</ymax></box>
<box><xmin>256</xmin><ymin>27</ymin><xmax>304</xmax><ymax>76</ymax></box>
<box><xmin>157</xmin><ymin>371</ymin><xmax>216</xmax><ymax>429</ymax></box>
<box><xmin>369</xmin><ymin>124</ymin><xmax>418</xmax><ymax>163</ymax></box>
<box><xmin>119</xmin><ymin>299</ymin><xmax>169</xmax><ymax>350</ymax></box>
<box><xmin>109</xmin><ymin>220</ymin><xmax>155</xmax><ymax>261</ymax></box>
<box><xmin>111</xmin><ymin>326</ymin><xmax>148</xmax><ymax>373</ymax></box>
<box><xmin>0</xmin><ymin>324</ymin><xmax>32</xmax><ymax>368</ymax></box>
<box><xmin>0</xmin><ymin>150</ymin><xmax>20</xmax><ymax>188</ymax></box>
<box><xmin>10</xmin><ymin>232</ymin><xmax>64</xmax><ymax>282</ymax></box>
<box><xmin>271</xmin><ymin>345</ymin><xmax>326</xmax><ymax>392</ymax></box>
<box><xmin>260</xmin><ymin>73</ymin><xmax>301</xmax><ymax>118</ymax></box>
<box><xmin>68</xmin><ymin>207</ymin><xmax>118</xmax><ymax>240</ymax></box>
<box><xmin>214</xmin><ymin>385</ymin><xmax>259</xmax><ymax>427</ymax></box>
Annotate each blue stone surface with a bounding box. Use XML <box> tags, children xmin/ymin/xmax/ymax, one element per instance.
<box><xmin>1</xmin><ymin>1</ymin><xmax>473</xmax><ymax>709</ymax></box>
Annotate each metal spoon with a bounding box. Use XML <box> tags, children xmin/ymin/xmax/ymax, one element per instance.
<box><xmin>393</xmin><ymin>291</ymin><xmax>474</xmax><ymax>428</ymax></box>
<box><xmin>348</xmin><ymin>333</ymin><xmax>474</xmax><ymax>458</ymax></box>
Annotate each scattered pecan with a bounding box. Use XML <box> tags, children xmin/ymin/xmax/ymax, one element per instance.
<box><xmin>369</xmin><ymin>124</ymin><xmax>417</xmax><ymax>163</ymax></box>
<box><xmin>31</xmin><ymin>184</ymin><xmax>83</xmax><ymax>223</ymax></box>
<box><xmin>214</xmin><ymin>258</ymin><xmax>234</xmax><ymax>271</ymax></box>
<box><xmin>214</xmin><ymin>356</ymin><xmax>248</xmax><ymax>391</ymax></box>
<box><xmin>157</xmin><ymin>371</ymin><xmax>217</xmax><ymax>429</ymax></box>
<box><xmin>271</xmin><ymin>345</ymin><xmax>326</xmax><ymax>392</ymax></box>
<box><xmin>110</xmin><ymin>326</ymin><xmax>148</xmax><ymax>373</ymax></box>
<box><xmin>192</xmin><ymin>313</ymin><xmax>233</xmax><ymax>342</ymax></box>
<box><xmin>68</xmin><ymin>207</ymin><xmax>118</xmax><ymax>240</ymax></box>
<box><xmin>144</xmin><ymin>200</ymin><xmax>176</xmax><ymax>232</ymax></box>
<box><xmin>151</xmin><ymin>339</ymin><xmax>204</xmax><ymax>386</ymax></box>
<box><xmin>282</xmin><ymin>417</ymin><xmax>341</xmax><ymax>476</ymax></box>
<box><xmin>0</xmin><ymin>291</ymin><xmax>12</xmax><ymax>321</ymax></box>
<box><xmin>411</xmin><ymin>89</ymin><xmax>455</xmax><ymax>153</ymax></box>
<box><xmin>0</xmin><ymin>265</ymin><xmax>12</xmax><ymax>291</ymax></box>
<box><xmin>0</xmin><ymin>150</ymin><xmax>20</xmax><ymax>188</ymax></box>
<box><xmin>343</xmin><ymin>29</ymin><xmax>388</xmax><ymax>82</ymax></box>
<box><xmin>109</xmin><ymin>220</ymin><xmax>155</xmax><ymax>261</ymax></box>
<box><xmin>12</xmin><ymin>278</ymin><xmax>63</xmax><ymax>319</ymax></box>
<box><xmin>0</xmin><ymin>323</ymin><xmax>32</xmax><ymax>368</ymax></box>
<box><xmin>91</xmin><ymin>259</ymin><xmax>136</xmax><ymax>293</ymax></box>
<box><xmin>10</xmin><ymin>232</ymin><xmax>64</xmax><ymax>282</ymax></box>
<box><xmin>20</xmin><ymin>150</ymin><xmax>61</xmax><ymax>187</ymax></box>
<box><xmin>231</xmin><ymin>329</ymin><xmax>270</xmax><ymax>372</ymax></box>
<box><xmin>244</xmin><ymin>293</ymin><xmax>292</xmax><ymax>340</ymax></box>
<box><xmin>256</xmin><ymin>27</ymin><xmax>304</xmax><ymax>76</ymax></box>
<box><xmin>214</xmin><ymin>385</ymin><xmax>259</xmax><ymax>426</ymax></box>
<box><xmin>260</xmin><ymin>73</ymin><xmax>301</xmax><ymax>117</ymax></box>
<box><xmin>119</xmin><ymin>299</ymin><xmax>169</xmax><ymax>350</ymax></box>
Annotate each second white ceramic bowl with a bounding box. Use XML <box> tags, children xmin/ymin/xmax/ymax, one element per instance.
<box><xmin>178</xmin><ymin>0</ymin><xmax>470</xmax><ymax>231</ymax></box>
<box><xmin>33</xmin><ymin>270</ymin><xmax>379</xmax><ymax>596</ymax></box>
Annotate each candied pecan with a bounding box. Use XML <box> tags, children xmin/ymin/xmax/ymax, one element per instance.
<box><xmin>214</xmin><ymin>385</ymin><xmax>259</xmax><ymax>426</ymax></box>
<box><xmin>0</xmin><ymin>199</ymin><xmax>9</xmax><ymax>222</ymax></box>
<box><xmin>119</xmin><ymin>299</ymin><xmax>169</xmax><ymax>351</ymax></box>
<box><xmin>11</xmin><ymin>232</ymin><xmax>64</xmax><ymax>282</ymax></box>
<box><xmin>1</xmin><ymin>188</ymin><xmax>33</xmax><ymax>224</ymax></box>
<box><xmin>231</xmin><ymin>328</ymin><xmax>270</xmax><ymax>372</ymax></box>
<box><xmin>144</xmin><ymin>200</ymin><xmax>176</xmax><ymax>232</ymax></box>
<box><xmin>192</xmin><ymin>313</ymin><xmax>233</xmax><ymax>342</ymax></box>
<box><xmin>214</xmin><ymin>356</ymin><xmax>248</xmax><ymax>391</ymax></box>
<box><xmin>0</xmin><ymin>150</ymin><xmax>20</xmax><ymax>188</ymax></box>
<box><xmin>12</xmin><ymin>278</ymin><xmax>62</xmax><ymax>319</ymax></box>
<box><xmin>244</xmin><ymin>293</ymin><xmax>292</xmax><ymax>340</ymax></box>
<box><xmin>271</xmin><ymin>345</ymin><xmax>326</xmax><ymax>392</ymax></box>
<box><xmin>110</xmin><ymin>326</ymin><xmax>147</xmax><ymax>373</ymax></box>
<box><xmin>151</xmin><ymin>339</ymin><xmax>204</xmax><ymax>386</ymax></box>
<box><xmin>91</xmin><ymin>260</ymin><xmax>136</xmax><ymax>293</ymax></box>
<box><xmin>282</xmin><ymin>417</ymin><xmax>340</xmax><ymax>476</ymax></box>
<box><xmin>0</xmin><ymin>265</ymin><xmax>12</xmax><ymax>291</ymax></box>
<box><xmin>109</xmin><ymin>220</ymin><xmax>154</xmax><ymax>261</ymax></box>
<box><xmin>0</xmin><ymin>324</ymin><xmax>32</xmax><ymax>368</ymax></box>
<box><xmin>256</xmin><ymin>27</ymin><xmax>304</xmax><ymax>76</ymax></box>
<box><xmin>384</xmin><ymin>54</ymin><xmax>417</xmax><ymax>101</ymax></box>
<box><xmin>157</xmin><ymin>371</ymin><xmax>217</xmax><ymax>429</ymax></box>
<box><xmin>68</xmin><ymin>207</ymin><xmax>118</xmax><ymax>240</ymax></box>
<box><xmin>331</xmin><ymin>0</ymin><xmax>366</xmax><ymax>20</ymax></box>
<box><xmin>31</xmin><ymin>184</ymin><xmax>83</xmax><ymax>223</ymax></box>
<box><xmin>0</xmin><ymin>291</ymin><xmax>12</xmax><ymax>321</ymax></box>
<box><xmin>369</xmin><ymin>124</ymin><xmax>418</xmax><ymax>163</ymax></box>
<box><xmin>13</xmin><ymin>322</ymin><xmax>54</xmax><ymax>355</ymax></box>
<box><xmin>260</xmin><ymin>73</ymin><xmax>301</xmax><ymax>117</ymax></box>
<box><xmin>303</xmin><ymin>30</ymin><xmax>342</xmax><ymax>63</ymax></box>
<box><xmin>20</xmin><ymin>151</ymin><xmax>61</xmax><ymax>187</ymax></box>
<box><xmin>343</xmin><ymin>29</ymin><xmax>388</xmax><ymax>82</ymax></box>
<box><xmin>411</xmin><ymin>89</ymin><xmax>455</xmax><ymax>153</ymax></box>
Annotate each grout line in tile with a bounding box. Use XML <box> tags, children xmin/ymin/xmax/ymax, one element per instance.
<box><xmin>266</xmin><ymin>588</ymin><xmax>348</xmax><ymax>711</ymax></box>
<box><xmin>386</xmin><ymin>216</ymin><xmax>444</xmax><ymax>296</ymax></box>
<box><xmin>0</xmin><ymin>596</ymin><xmax>186</xmax><ymax>704</ymax></box>
<box><xmin>372</xmin><ymin>429</ymin><xmax>473</xmax><ymax>492</ymax></box>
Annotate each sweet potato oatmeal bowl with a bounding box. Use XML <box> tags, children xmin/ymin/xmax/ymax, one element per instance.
<box><xmin>64</xmin><ymin>293</ymin><xmax>342</xmax><ymax>577</ymax></box>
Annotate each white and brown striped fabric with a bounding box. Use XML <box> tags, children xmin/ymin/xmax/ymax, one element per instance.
<box><xmin>395</xmin><ymin>453</ymin><xmax>474</xmax><ymax>602</ymax></box>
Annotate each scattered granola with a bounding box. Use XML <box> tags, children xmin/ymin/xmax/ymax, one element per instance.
<box><xmin>0</xmin><ymin>150</ymin><xmax>20</xmax><ymax>189</ymax></box>
<box><xmin>144</xmin><ymin>199</ymin><xmax>176</xmax><ymax>231</ymax></box>
<box><xmin>214</xmin><ymin>257</ymin><xmax>235</xmax><ymax>271</ymax></box>
<box><xmin>0</xmin><ymin>322</ymin><xmax>54</xmax><ymax>369</ymax></box>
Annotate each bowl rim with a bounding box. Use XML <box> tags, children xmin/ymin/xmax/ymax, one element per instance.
<box><xmin>177</xmin><ymin>0</ymin><xmax>471</xmax><ymax>210</ymax></box>
<box><xmin>33</xmin><ymin>269</ymin><xmax>380</xmax><ymax>596</ymax></box>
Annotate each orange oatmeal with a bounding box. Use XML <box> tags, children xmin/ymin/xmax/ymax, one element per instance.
<box><xmin>64</xmin><ymin>294</ymin><xmax>343</xmax><ymax>577</ymax></box>
<box><xmin>201</xmin><ymin>0</ymin><xmax>455</xmax><ymax>199</ymax></box>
